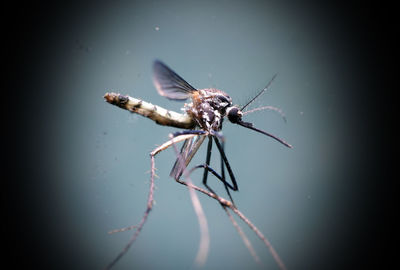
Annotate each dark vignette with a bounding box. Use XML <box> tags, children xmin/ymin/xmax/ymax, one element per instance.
<box><xmin>4</xmin><ymin>1</ymin><xmax>395</xmax><ymax>269</ymax></box>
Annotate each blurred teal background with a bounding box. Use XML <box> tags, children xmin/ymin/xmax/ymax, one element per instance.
<box><xmin>8</xmin><ymin>1</ymin><xmax>394</xmax><ymax>270</ymax></box>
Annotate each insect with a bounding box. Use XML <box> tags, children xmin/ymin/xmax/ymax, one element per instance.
<box><xmin>154</xmin><ymin>60</ymin><xmax>292</xmax><ymax>202</ymax></box>
<box><xmin>104</xmin><ymin>60</ymin><xmax>292</xmax><ymax>269</ymax></box>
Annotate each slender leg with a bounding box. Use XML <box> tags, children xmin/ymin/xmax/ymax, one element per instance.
<box><xmin>193</xmin><ymin>164</ymin><xmax>236</xmax><ymax>190</ymax></box>
<box><xmin>219</xmin><ymin>140</ymin><xmax>232</xmax><ymax>204</ymax></box>
<box><xmin>186</xmin><ymin>136</ymin><xmax>238</xmax><ymax>205</ymax></box>
<box><xmin>213</xmin><ymin>137</ymin><xmax>238</xmax><ymax>191</ymax></box>
<box><xmin>220</xmin><ymin>140</ymin><xmax>225</xmax><ymax>181</ymax></box>
<box><xmin>168</xmin><ymin>131</ymin><xmax>237</xmax><ymax>204</ymax></box>
<box><xmin>189</xmin><ymin>163</ymin><xmax>235</xmax><ymax>204</ymax></box>
<box><xmin>201</xmin><ymin>136</ymin><xmax>213</xmax><ymax>192</ymax></box>
<box><xmin>172</xmin><ymin>130</ymin><xmax>206</xmax><ymax>137</ymax></box>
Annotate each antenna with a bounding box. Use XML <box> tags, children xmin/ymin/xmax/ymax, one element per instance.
<box><xmin>240</xmin><ymin>74</ymin><xmax>278</xmax><ymax>111</ymax></box>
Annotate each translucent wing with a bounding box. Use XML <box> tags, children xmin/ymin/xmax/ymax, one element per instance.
<box><xmin>153</xmin><ymin>60</ymin><xmax>197</xmax><ymax>100</ymax></box>
<box><xmin>170</xmin><ymin>135</ymin><xmax>206</xmax><ymax>179</ymax></box>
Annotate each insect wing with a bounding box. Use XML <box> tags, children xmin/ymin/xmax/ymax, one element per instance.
<box><xmin>153</xmin><ymin>60</ymin><xmax>197</xmax><ymax>100</ymax></box>
<box><xmin>170</xmin><ymin>135</ymin><xmax>206</xmax><ymax>179</ymax></box>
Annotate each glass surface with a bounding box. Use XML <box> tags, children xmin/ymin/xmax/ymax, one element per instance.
<box><xmin>15</xmin><ymin>1</ymin><xmax>387</xmax><ymax>269</ymax></box>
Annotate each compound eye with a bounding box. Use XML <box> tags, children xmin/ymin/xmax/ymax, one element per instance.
<box><xmin>227</xmin><ymin>107</ymin><xmax>242</xmax><ymax>123</ymax></box>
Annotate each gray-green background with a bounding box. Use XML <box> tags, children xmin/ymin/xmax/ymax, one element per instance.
<box><xmin>8</xmin><ymin>1</ymin><xmax>393</xmax><ymax>270</ymax></box>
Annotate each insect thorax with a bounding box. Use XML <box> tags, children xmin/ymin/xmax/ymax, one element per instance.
<box><xmin>186</xmin><ymin>88</ymin><xmax>233</xmax><ymax>132</ymax></box>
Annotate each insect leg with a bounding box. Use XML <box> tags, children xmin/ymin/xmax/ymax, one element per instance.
<box><xmin>172</xmin><ymin>130</ymin><xmax>206</xmax><ymax>137</ymax></box>
<box><xmin>183</xmin><ymin>135</ymin><xmax>237</xmax><ymax>204</ymax></box>
<box><xmin>219</xmin><ymin>140</ymin><xmax>232</xmax><ymax>203</ymax></box>
<box><xmin>213</xmin><ymin>137</ymin><xmax>238</xmax><ymax>191</ymax></box>
<box><xmin>106</xmin><ymin>132</ymin><xmax>201</xmax><ymax>269</ymax></box>
<box><xmin>190</xmin><ymin>162</ymin><xmax>235</xmax><ymax>204</ymax></box>
<box><xmin>201</xmin><ymin>136</ymin><xmax>216</xmax><ymax>195</ymax></box>
<box><xmin>220</xmin><ymin>140</ymin><xmax>225</xmax><ymax>181</ymax></box>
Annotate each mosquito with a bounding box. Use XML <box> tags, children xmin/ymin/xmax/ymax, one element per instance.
<box><xmin>104</xmin><ymin>60</ymin><xmax>292</xmax><ymax>269</ymax></box>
